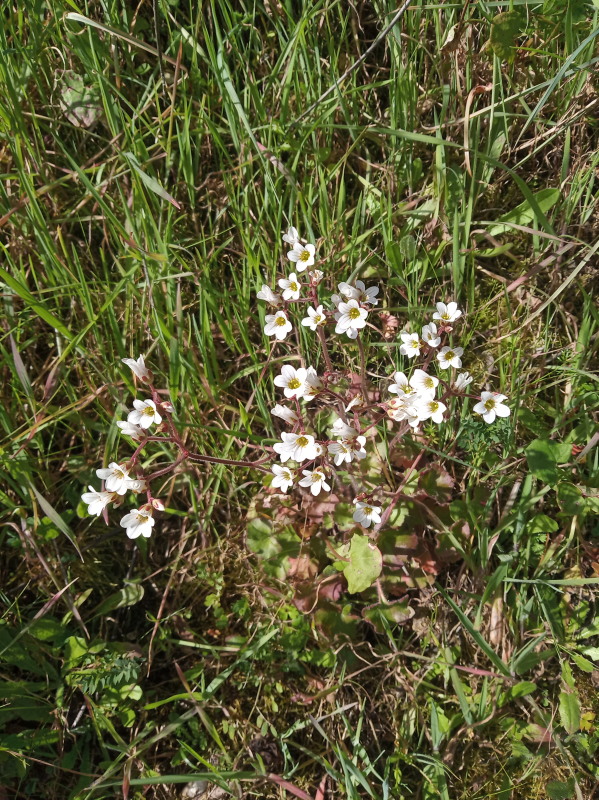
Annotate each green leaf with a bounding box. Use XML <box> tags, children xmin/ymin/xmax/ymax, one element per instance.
<box><xmin>343</xmin><ymin>534</ymin><xmax>383</xmax><ymax>594</ymax></box>
<box><xmin>123</xmin><ymin>152</ymin><xmax>181</xmax><ymax>210</ymax></box>
<box><xmin>571</xmin><ymin>653</ymin><xmax>595</xmax><ymax>673</ymax></box>
<box><xmin>524</xmin><ymin>514</ymin><xmax>559</xmax><ymax>534</ymax></box>
<box><xmin>92</xmin><ymin>583</ymin><xmax>144</xmax><ymax>618</ymax></box>
<box><xmin>489</xmin><ymin>11</ymin><xmax>523</xmax><ymax>61</ymax></box>
<box><xmin>546</xmin><ymin>779</ymin><xmax>575</xmax><ymax>799</ymax></box>
<box><xmin>559</xmin><ymin>691</ymin><xmax>580</xmax><ymax>734</ymax></box>
<box><xmin>525</xmin><ymin>439</ymin><xmax>570</xmax><ymax>485</ymax></box>
<box><xmin>487</xmin><ymin>187</ymin><xmax>560</xmax><ymax>236</ymax></box>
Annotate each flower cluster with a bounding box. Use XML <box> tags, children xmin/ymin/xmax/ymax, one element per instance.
<box><xmin>256</xmin><ymin>227</ymin><xmax>512</xmax><ymax>531</ymax></box>
<box><xmin>82</xmin><ymin>224</ymin><xmax>512</xmax><ymax>547</ymax></box>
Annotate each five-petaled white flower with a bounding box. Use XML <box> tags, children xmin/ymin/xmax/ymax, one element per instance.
<box><xmin>339</xmin><ymin>280</ymin><xmax>379</xmax><ymax>306</ymax></box>
<box><xmin>282</xmin><ymin>226</ymin><xmax>300</xmax><ymax>246</ymax></box>
<box><xmin>388</xmin><ymin>371</ymin><xmax>418</xmax><ymax>398</ymax></box>
<box><xmin>437</xmin><ymin>346</ymin><xmax>464</xmax><ymax>370</ymax></box>
<box><xmin>353</xmin><ymin>501</ymin><xmax>382</xmax><ymax>529</ymax></box>
<box><xmin>335</xmin><ymin>300</ymin><xmax>368</xmax><ymax>337</ymax></box>
<box><xmin>81</xmin><ymin>486</ymin><xmax>116</xmax><ymax>516</ymax></box>
<box><xmin>301</xmin><ymin>305</ymin><xmax>327</xmax><ymax>331</ymax></box>
<box><xmin>299</xmin><ymin>468</ymin><xmax>330</xmax><ymax>496</ymax></box>
<box><xmin>274</xmin><ymin>365</ymin><xmax>307</xmax><ymax>399</ymax></box>
<box><xmin>399</xmin><ymin>332</ymin><xmax>422</xmax><ymax>358</ymax></box>
<box><xmin>264</xmin><ymin>310</ymin><xmax>293</xmax><ymax>341</ymax></box>
<box><xmin>122</xmin><ymin>355</ymin><xmax>151</xmax><ymax>382</ymax></box>
<box><xmin>453</xmin><ymin>371</ymin><xmax>473</xmax><ymax>391</ymax></box>
<box><xmin>421</xmin><ymin>323</ymin><xmax>441</xmax><ymax>348</ymax></box>
<box><xmin>271</xmin><ymin>464</ymin><xmax>294</xmax><ymax>493</ymax></box>
<box><xmin>120</xmin><ymin>507</ymin><xmax>155</xmax><ymax>539</ymax></box>
<box><xmin>308</xmin><ymin>269</ymin><xmax>324</xmax><ymax>285</ymax></box>
<box><xmin>410</xmin><ymin>368</ymin><xmax>439</xmax><ymax>397</ymax></box>
<box><xmin>327</xmin><ymin>440</ymin><xmax>351</xmax><ymax>466</ymax></box>
<box><xmin>116</xmin><ymin>420</ymin><xmax>145</xmax><ymax>441</ymax></box>
<box><xmin>128</xmin><ymin>399</ymin><xmax>162</xmax><ymax>429</ymax></box>
<box><xmin>287</xmin><ymin>242</ymin><xmax>316</xmax><ymax>271</ymax></box>
<box><xmin>415</xmin><ymin>397</ymin><xmax>447</xmax><ymax>424</ymax></box>
<box><xmin>278</xmin><ymin>272</ymin><xmax>301</xmax><ymax>301</ymax></box>
<box><xmin>257</xmin><ymin>285</ymin><xmax>281</xmax><ymax>305</ymax></box>
<box><xmin>273</xmin><ymin>432</ymin><xmax>320</xmax><ymax>462</ymax></box>
<box><xmin>96</xmin><ymin>462</ymin><xmax>132</xmax><ymax>495</ymax></box>
<box><xmin>433</xmin><ymin>302</ymin><xmax>462</xmax><ymax>323</ymax></box>
<box><xmin>271</xmin><ymin>404</ymin><xmax>299</xmax><ymax>425</ymax></box>
<box><xmin>473</xmin><ymin>392</ymin><xmax>510</xmax><ymax>424</ymax></box>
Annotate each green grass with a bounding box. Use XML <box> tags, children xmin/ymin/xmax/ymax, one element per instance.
<box><xmin>1</xmin><ymin>0</ymin><xmax>598</xmax><ymax>798</ymax></box>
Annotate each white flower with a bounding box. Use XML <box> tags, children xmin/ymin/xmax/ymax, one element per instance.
<box><xmin>257</xmin><ymin>285</ymin><xmax>281</xmax><ymax>305</ymax></box>
<box><xmin>327</xmin><ymin>436</ymin><xmax>366</xmax><ymax>464</ymax></box>
<box><xmin>308</xmin><ymin>269</ymin><xmax>324</xmax><ymax>285</ymax></box>
<box><xmin>95</xmin><ymin>462</ymin><xmax>132</xmax><ymax>495</ymax></box>
<box><xmin>473</xmin><ymin>392</ymin><xmax>510</xmax><ymax>424</ymax></box>
<box><xmin>301</xmin><ymin>305</ymin><xmax>326</xmax><ymax>331</ymax></box>
<box><xmin>127</xmin><ymin>399</ymin><xmax>162</xmax><ymax>429</ymax></box>
<box><xmin>353</xmin><ymin>501</ymin><xmax>382</xmax><ymax>529</ymax></box>
<box><xmin>271</xmin><ymin>404</ymin><xmax>299</xmax><ymax>425</ymax></box>
<box><xmin>116</xmin><ymin>420</ymin><xmax>145</xmax><ymax>441</ymax></box>
<box><xmin>302</xmin><ymin>367</ymin><xmax>323</xmax><ymax>402</ymax></box>
<box><xmin>410</xmin><ymin>368</ymin><xmax>439</xmax><ymax>397</ymax></box>
<box><xmin>120</xmin><ymin>507</ymin><xmax>155</xmax><ymax>539</ymax></box>
<box><xmin>287</xmin><ymin>242</ymin><xmax>316</xmax><ymax>271</ymax></box>
<box><xmin>327</xmin><ymin>440</ymin><xmax>351</xmax><ymax>466</ymax></box>
<box><xmin>271</xmin><ymin>464</ymin><xmax>294</xmax><ymax>493</ymax></box>
<box><xmin>81</xmin><ymin>486</ymin><xmax>116</xmax><ymax>516</ymax></box>
<box><xmin>122</xmin><ymin>355</ymin><xmax>151</xmax><ymax>382</ymax></box>
<box><xmin>282</xmin><ymin>226</ymin><xmax>300</xmax><ymax>246</ymax></box>
<box><xmin>335</xmin><ymin>300</ymin><xmax>368</xmax><ymax>336</ymax></box>
<box><xmin>331</xmin><ymin>418</ymin><xmax>358</xmax><ymax>438</ymax></box>
<box><xmin>453</xmin><ymin>371</ymin><xmax>473</xmax><ymax>391</ymax></box>
<box><xmin>421</xmin><ymin>323</ymin><xmax>441</xmax><ymax>348</ymax></box>
<box><xmin>437</xmin><ymin>346</ymin><xmax>464</xmax><ymax>370</ymax></box>
<box><xmin>415</xmin><ymin>397</ymin><xmax>446</xmax><ymax>424</ymax></box>
<box><xmin>339</xmin><ymin>280</ymin><xmax>379</xmax><ymax>306</ymax></box>
<box><xmin>346</xmin><ymin>435</ymin><xmax>367</xmax><ymax>460</ymax></box>
<box><xmin>278</xmin><ymin>272</ymin><xmax>301</xmax><ymax>301</ymax></box>
<box><xmin>399</xmin><ymin>332</ymin><xmax>422</xmax><ymax>359</ymax></box>
<box><xmin>299</xmin><ymin>468</ymin><xmax>330</xmax><ymax>496</ymax></box>
<box><xmin>274</xmin><ymin>365</ymin><xmax>307</xmax><ymax>399</ymax></box>
<box><xmin>273</xmin><ymin>432</ymin><xmax>320</xmax><ymax>463</ymax></box>
<box><xmin>433</xmin><ymin>301</ymin><xmax>462</xmax><ymax>323</ymax></box>
<box><xmin>264</xmin><ymin>310</ymin><xmax>292</xmax><ymax>341</ymax></box>
<box><xmin>387</xmin><ymin>397</ymin><xmax>419</xmax><ymax>425</ymax></box>
<box><xmin>389</xmin><ymin>371</ymin><xmax>418</xmax><ymax>398</ymax></box>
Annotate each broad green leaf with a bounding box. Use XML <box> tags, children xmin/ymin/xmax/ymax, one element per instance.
<box><xmin>343</xmin><ymin>534</ymin><xmax>383</xmax><ymax>594</ymax></box>
<box><xmin>525</xmin><ymin>439</ymin><xmax>570</xmax><ymax>485</ymax></box>
<box><xmin>487</xmin><ymin>187</ymin><xmax>559</xmax><ymax>236</ymax></box>
<box><xmin>92</xmin><ymin>583</ymin><xmax>144</xmax><ymax>618</ymax></box>
<box><xmin>559</xmin><ymin>690</ymin><xmax>580</xmax><ymax>734</ymax></box>
<box><xmin>489</xmin><ymin>11</ymin><xmax>523</xmax><ymax>61</ymax></box>
<box><xmin>546</xmin><ymin>779</ymin><xmax>575</xmax><ymax>800</ymax></box>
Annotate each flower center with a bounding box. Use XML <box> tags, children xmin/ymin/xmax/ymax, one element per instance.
<box><xmin>348</xmin><ymin>307</ymin><xmax>361</xmax><ymax>320</ymax></box>
<box><xmin>275</xmin><ymin>315</ymin><xmax>287</xmax><ymax>326</ymax></box>
<box><xmin>442</xmin><ymin>313</ymin><xmax>451</xmax><ymax>320</ymax></box>
<box><xmin>484</xmin><ymin>399</ymin><xmax>496</xmax><ymax>411</ymax></box>
<box><xmin>288</xmin><ymin>378</ymin><xmax>301</xmax><ymax>390</ymax></box>
<box><xmin>429</xmin><ymin>401</ymin><xmax>439</xmax><ymax>412</ymax></box>
<box><xmin>137</xmin><ymin>514</ymin><xmax>149</xmax><ymax>524</ymax></box>
<box><xmin>299</xmin><ymin>250</ymin><xmax>310</xmax><ymax>262</ymax></box>
<box><xmin>114</xmin><ymin>469</ymin><xmax>124</xmax><ymax>479</ymax></box>
<box><xmin>314</xmin><ymin>315</ymin><xmax>322</xmax><ymax>323</ymax></box>
<box><xmin>424</xmin><ymin>377</ymin><xmax>434</xmax><ymax>388</ymax></box>
<box><xmin>143</xmin><ymin>406</ymin><xmax>155</xmax><ymax>416</ymax></box>
<box><xmin>445</xmin><ymin>350</ymin><xmax>455</xmax><ymax>360</ymax></box>
<box><xmin>363</xmin><ymin>506</ymin><xmax>373</xmax><ymax>515</ymax></box>
<box><xmin>312</xmin><ymin>473</ymin><xmax>322</xmax><ymax>483</ymax></box>
<box><xmin>296</xmin><ymin>436</ymin><xmax>308</xmax><ymax>447</ymax></box>
<box><xmin>289</xmin><ymin>282</ymin><xmax>298</xmax><ymax>291</ymax></box>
